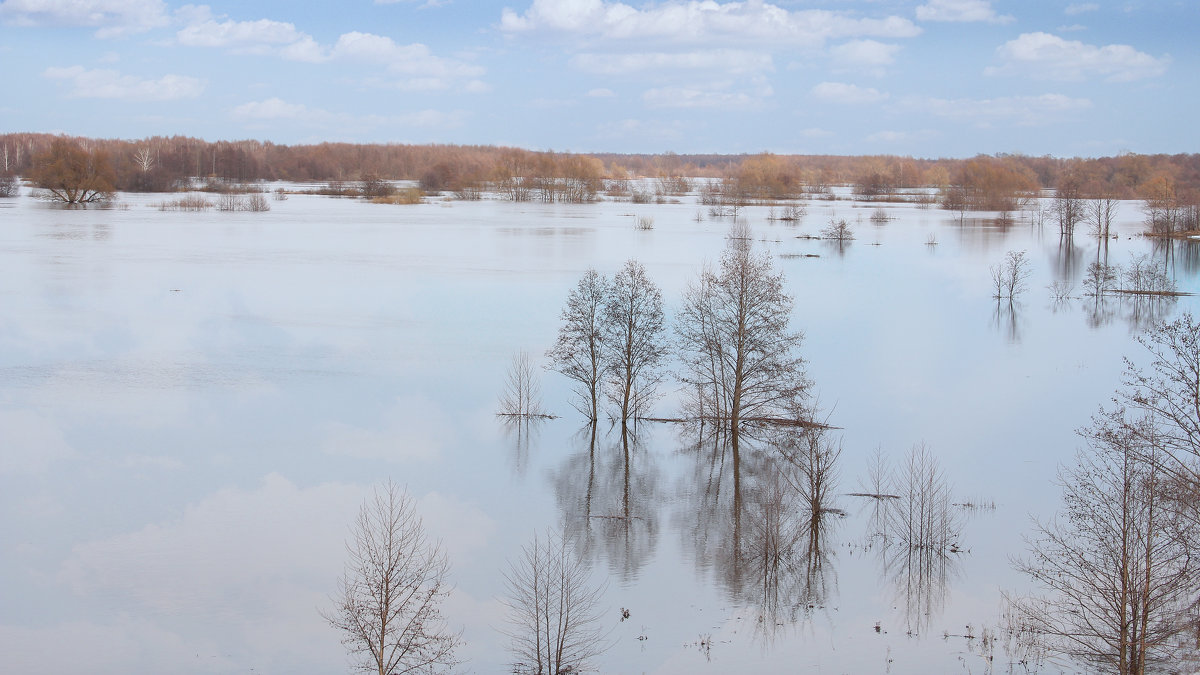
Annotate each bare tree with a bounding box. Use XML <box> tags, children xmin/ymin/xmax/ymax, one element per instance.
<box><xmin>324</xmin><ymin>481</ymin><xmax>462</xmax><ymax>675</ymax></box>
<box><xmin>132</xmin><ymin>146</ymin><xmax>155</xmax><ymax>173</ymax></box>
<box><xmin>0</xmin><ymin>172</ymin><xmax>17</xmax><ymax>198</ymax></box>
<box><xmin>819</xmin><ymin>216</ymin><xmax>855</xmax><ymax>242</ymax></box>
<box><xmin>547</xmin><ymin>269</ymin><xmax>609</xmax><ymax>421</ymax></box>
<box><xmin>1120</xmin><ymin>313</ymin><xmax>1200</xmax><ymax>478</ymax></box>
<box><xmin>991</xmin><ymin>250</ymin><xmax>1031</xmax><ymax>301</ymax></box>
<box><xmin>499</xmin><ymin>351</ymin><xmax>548</xmax><ymax>418</ymax></box>
<box><xmin>27</xmin><ymin>138</ymin><xmax>115</xmax><ymax>204</ymax></box>
<box><xmin>1089</xmin><ymin>193</ymin><xmax>1119</xmax><ymax>238</ymax></box>
<box><xmin>1054</xmin><ymin>173</ymin><xmax>1086</xmax><ymax>236</ymax></box>
<box><xmin>502</xmin><ymin>529</ymin><xmax>609</xmax><ymax>675</ymax></box>
<box><xmin>603</xmin><ymin>259</ymin><xmax>667</xmax><ymax>424</ymax></box>
<box><xmin>676</xmin><ymin>224</ymin><xmax>810</xmax><ymax>433</ymax></box>
<box><xmin>1013</xmin><ymin>415</ymin><xmax>1200</xmax><ymax>675</ymax></box>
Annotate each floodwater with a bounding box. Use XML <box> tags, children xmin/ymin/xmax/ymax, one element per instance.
<box><xmin>1</xmin><ymin>187</ymin><xmax>1197</xmax><ymax>674</ymax></box>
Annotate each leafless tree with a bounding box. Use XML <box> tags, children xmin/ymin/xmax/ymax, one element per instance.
<box><xmin>602</xmin><ymin>259</ymin><xmax>666</xmax><ymax>424</ymax></box>
<box><xmin>133</xmin><ymin>146</ymin><xmax>155</xmax><ymax>173</ymax></box>
<box><xmin>1012</xmin><ymin>415</ymin><xmax>1200</xmax><ymax>675</ymax></box>
<box><xmin>1082</xmin><ymin>260</ymin><xmax>1120</xmax><ymax>297</ymax></box>
<box><xmin>1120</xmin><ymin>313</ymin><xmax>1200</xmax><ymax>480</ymax></box>
<box><xmin>324</xmin><ymin>481</ymin><xmax>462</xmax><ymax>675</ymax></box>
<box><xmin>547</xmin><ymin>269</ymin><xmax>609</xmax><ymax>421</ymax></box>
<box><xmin>1089</xmin><ymin>193</ymin><xmax>1119</xmax><ymax>238</ymax></box>
<box><xmin>676</xmin><ymin>224</ymin><xmax>810</xmax><ymax>433</ymax></box>
<box><xmin>502</xmin><ymin>529</ymin><xmax>609</xmax><ymax>675</ymax></box>
<box><xmin>991</xmin><ymin>250</ymin><xmax>1031</xmax><ymax>301</ymax></box>
<box><xmin>1054</xmin><ymin>173</ymin><xmax>1086</xmax><ymax>236</ymax></box>
<box><xmin>27</xmin><ymin>138</ymin><xmax>115</xmax><ymax>204</ymax></box>
<box><xmin>499</xmin><ymin>351</ymin><xmax>548</xmax><ymax>418</ymax></box>
<box><xmin>819</xmin><ymin>216</ymin><xmax>854</xmax><ymax>242</ymax></box>
<box><xmin>776</xmin><ymin>423</ymin><xmax>841</xmax><ymax>526</ymax></box>
<box><xmin>0</xmin><ymin>172</ymin><xmax>17</xmax><ymax>198</ymax></box>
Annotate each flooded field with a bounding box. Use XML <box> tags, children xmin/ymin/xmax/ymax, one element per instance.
<box><xmin>2</xmin><ymin>187</ymin><xmax>1197</xmax><ymax>674</ymax></box>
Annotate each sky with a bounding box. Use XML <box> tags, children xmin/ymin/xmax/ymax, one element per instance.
<box><xmin>0</xmin><ymin>0</ymin><xmax>1195</xmax><ymax>157</ymax></box>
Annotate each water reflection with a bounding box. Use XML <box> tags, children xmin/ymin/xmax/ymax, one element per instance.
<box><xmin>991</xmin><ymin>300</ymin><xmax>1022</xmax><ymax>343</ymax></box>
<box><xmin>552</xmin><ymin>424</ymin><xmax>661</xmax><ymax>582</ymax></box>
<box><xmin>676</xmin><ymin>425</ymin><xmax>840</xmax><ymax>640</ymax></box>
<box><xmin>1049</xmin><ymin>234</ymin><xmax>1086</xmax><ymax>283</ymax></box>
<box><xmin>503</xmin><ymin>416</ymin><xmax>545</xmax><ymax>477</ymax></box>
<box><xmin>868</xmin><ymin>444</ymin><xmax>963</xmax><ymax>636</ymax></box>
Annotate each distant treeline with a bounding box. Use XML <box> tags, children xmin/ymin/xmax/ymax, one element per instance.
<box><xmin>2</xmin><ymin>132</ymin><xmax>1198</xmax><ymax>209</ymax></box>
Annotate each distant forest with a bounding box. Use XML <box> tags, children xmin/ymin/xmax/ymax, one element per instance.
<box><xmin>2</xmin><ymin>132</ymin><xmax>1198</xmax><ymax>209</ymax></box>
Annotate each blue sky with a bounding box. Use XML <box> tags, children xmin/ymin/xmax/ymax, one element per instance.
<box><xmin>0</xmin><ymin>0</ymin><xmax>1194</xmax><ymax>156</ymax></box>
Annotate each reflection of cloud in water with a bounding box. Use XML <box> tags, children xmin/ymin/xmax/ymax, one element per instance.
<box><xmin>323</xmin><ymin>394</ymin><xmax>456</xmax><ymax>462</ymax></box>
<box><xmin>0</xmin><ymin>409</ymin><xmax>76</xmax><ymax>474</ymax></box>
<box><xmin>51</xmin><ymin>474</ymin><xmax>495</xmax><ymax>673</ymax></box>
<box><xmin>553</xmin><ymin>424</ymin><xmax>661</xmax><ymax>582</ymax></box>
<box><xmin>502</xmin><ymin>415</ymin><xmax>545</xmax><ymax>477</ymax></box>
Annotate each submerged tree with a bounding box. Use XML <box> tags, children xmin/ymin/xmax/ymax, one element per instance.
<box><xmin>603</xmin><ymin>259</ymin><xmax>667</xmax><ymax>424</ymax></box>
<box><xmin>502</xmin><ymin>529</ymin><xmax>609</xmax><ymax>675</ymax></box>
<box><xmin>324</xmin><ymin>481</ymin><xmax>462</xmax><ymax>675</ymax></box>
<box><xmin>27</xmin><ymin>138</ymin><xmax>115</xmax><ymax>204</ymax></box>
<box><xmin>676</xmin><ymin>224</ymin><xmax>809</xmax><ymax>433</ymax></box>
<box><xmin>1013</xmin><ymin>415</ymin><xmax>1200</xmax><ymax>675</ymax></box>
<box><xmin>499</xmin><ymin>351</ymin><xmax>548</xmax><ymax>418</ymax></box>
<box><xmin>547</xmin><ymin>269</ymin><xmax>610</xmax><ymax>421</ymax></box>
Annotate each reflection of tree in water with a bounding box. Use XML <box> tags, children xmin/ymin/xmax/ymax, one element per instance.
<box><xmin>503</xmin><ymin>417</ymin><xmax>545</xmax><ymax>477</ymax></box>
<box><xmin>866</xmin><ymin>444</ymin><xmax>962</xmax><ymax>636</ymax></box>
<box><xmin>676</xmin><ymin>425</ymin><xmax>839</xmax><ymax>641</ymax></box>
<box><xmin>551</xmin><ymin>424</ymin><xmax>661</xmax><ymax>582</ymax></box>
<box><xmin>991</xmin><ymin>300</ymin><xmax>1022</xmax><ymax>343</ymax></box>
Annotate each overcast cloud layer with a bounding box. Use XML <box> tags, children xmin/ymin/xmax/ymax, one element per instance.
<box><xmin>0</xmin><ymin>0</ymin><xmax>1193</xmax><ymax>156</ymax></box>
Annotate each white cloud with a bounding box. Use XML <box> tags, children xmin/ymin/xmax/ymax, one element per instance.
<box><xmin>231</xmin><ymin>97</ymin><xmax>311</xmax><ymax>120</ymax></box>
<box><xmin>323</xmin><ymin>395</ymin><xmax>457</xmax><ymax>462</ymax></box>
<box><xmin>915</xmin><ymin>0</ymin><xmax>1013</xmax><ymax>24</ymax></box>
<box><xmin>829</xmin><ymin>39</ymin><xmax>900</xmax><ymax>74</ymax></box>
<box><xmin>172</xmin><ymin>9</ymin><xmax>485</xmax><ymax>89</ymax></box>
<box><xmin>911</xmin><ymin>92</ymin><xmax>1092</xmax><ymax>126</ymax></box>
<box><xmin>811</xmin><ymin>81</ymin><xmax>888</xmax><ymax>105</ymax></box>
<box><xmin>176</xmin><ymin>12</ymin><xmax>308</xmax><ymax>49</ymax></box>
<box><xmin>500</xmin><ymin>0</ymin><xmax>920</xmax><ymax>46</ymax></box>
<box><xmin>643</xmin><ymin>78</ymin><xmax>771</xmax><ymax>109</ymax></box>
<box><xmin>331</xmin><ymin>32</ymin><xmax>485</xmax><ymax>78</ymax></box>
<box><xmin>571</xmin><ymin>49</ymin><xmax>772</xmax><ymax>76</ymax></box>
<box><xmin>866</xmin><ymin>129</ymin><xmax>936</xmax><ymax>143</ymax></box>
<box><xmin>1064</xmin><ymin>3</ymin><xmax>1099</xmax><ymax>15</ymax></box>
<box><xmin>988</xmin><ymin>32</ymin><xmax>1170</xmax><ymax>82</ymax></box>
<box><xmin>799</xmin><ymin>127</ymin><xmax>834</xmax><ymax>138</ymax></box>
<box><xmin>0</xmin><ymin>0</ymin><xmax>168</xmax><ymax>36</ymax></box>
<box><xmin>44</xmin><ymin>66</ymin><xmax>204</xmax><ymax>100</ymax></box>
<box><xmin>232</xmin><ymin>97</ymin><xmax>467</xmax><ymax>132</ymax></box>
<box><xmin>587</xmin><ymin>87</ymin><xmax>615</xmax><ymax>97</ymax></box>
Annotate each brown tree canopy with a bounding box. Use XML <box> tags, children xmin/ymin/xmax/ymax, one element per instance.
<box><xmin>27</xmin><ymin>139</ymin><xmax>115</xmax><ymax>204</ymax></box>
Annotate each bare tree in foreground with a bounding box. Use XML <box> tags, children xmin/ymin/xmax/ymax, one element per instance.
<box><xmin>676</xmin><ymin>224</ymin><xmax>809</xmax><ymax>433</ymax></box>
<box><xmin>1013</xmin><ymin>416</ymin><xmax>1199</xmax><ymax>675</ymax></box>
<box><xmin>502</xmin><ymin>530</ymin><xmax>609</xmax><ymax>675</ymax></box>
<box><xmin>324</xmin><ymin>481</ymin><xmax>462</xmax><ymax>675</ymax></box>
<box><xmin>547</xmin><ymin>269</ymin><xmax>609</xmax><ymax>421</ymax></box>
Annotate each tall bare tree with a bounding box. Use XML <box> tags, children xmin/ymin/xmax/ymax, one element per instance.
<box><xmin>676</xmin><ymin>224</ymin><xmax>809</xmax><ymax>433</ymax></box>
<box><xmin>324</xmin><ymin>481</ymin><xmax>462</xmax><ymax>675</ymax></box>
<box><xmin>547</xmin><ymin>269</ymin><xmax>609</xmax><ymax>421</ymax></box>
<box><xmin>603</xmin><ymin>259</ymin><xmax>666</xmax><ymax>424</ymax></box>
<box><xmin>501</xmin><ymin>529</ymin><xmax>609</xmax><ymax>675</ymax></box>
<box><xmin>1013</xmin><ymin>414</ymin><xmax>1199</xmax><ymax>675</ymax></box>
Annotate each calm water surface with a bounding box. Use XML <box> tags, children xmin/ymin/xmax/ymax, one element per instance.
<box><xmin>1</xmin><ymin>189</ymin><xmax>1197</xmax><ymax>674</ymax></box>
